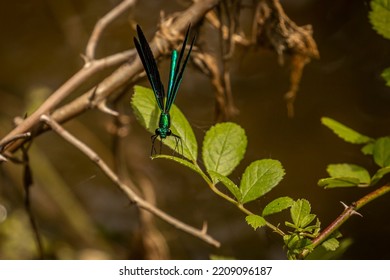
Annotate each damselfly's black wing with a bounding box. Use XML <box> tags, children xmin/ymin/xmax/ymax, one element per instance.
<box><xmin>134</xmin><ymin>25</ymin><xmax>165</xmax><ymax>111</ymax></box>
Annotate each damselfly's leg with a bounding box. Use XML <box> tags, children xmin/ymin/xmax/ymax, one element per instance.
<box><xmin>159</xmin><ymin>136</ymin><xmax>163</xmax><ymax>154</ymax></box>
<box><xmin>151</xmin><ymin>134</ymin><xmax>158</xmax><ymax>156</ymax></box>
<box><xmin>171</xmin><ymin>133</ymin><xmax>183</xmax><ymax>157</ymax></box>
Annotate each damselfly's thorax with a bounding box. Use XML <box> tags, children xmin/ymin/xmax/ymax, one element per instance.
<box><xmin>156</xmin><ymin>112</ymin><xmax>171</xmax><ymax>139</ymax></box>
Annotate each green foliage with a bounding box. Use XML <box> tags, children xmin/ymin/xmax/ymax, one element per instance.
<box><xmin>288</xmin><ymin>199</ymin><xmax>317</xmax><ymax>230</ymax></box>
<box><xmin>154</xmin><ymin>154</ymin><xmax>206</xmax><ymax>179</ymax></box>
<box><xmin>371</xmin><ymin>166</ymin><xmax>390</xmax><ymax>185</ymax></box>
<box><xmin>208</xmin><ymin>171</ymin><xmax>241</xmax><ymax>201</ymax></box>
<box><xmin>132</xmin><ymin>89</ymin><xmax>358</xmax><ymax>259</ymax></box>
<box><xmin>381</xmin><ymin>67</ymin><xmax>390</xmax><ymax>86</ymax></box>
<box><xmin>320</xmin><ymin>117</ymin><xmax>372</xmax><ymax>144</ymax></box>
<box><xmin>319</xmin><ymin>117</ymin><xmax>390</xmax><ymax>188</ymax></box>
<box><xmin>283</xmin><ymin>199</ymin><xmax>323</xmax><ymax>259</ymax></box>
<box><xmin>203</xmin><ymin>122</ymin><xmax>247</xmax><ymax>181</ymax></box>
<box><xmin>318</xmin><ymin>177</ymin><xmax>361</xmax><ymax>189</ymax></box>
<box><xmin>369</xmin><ymin>0</ymin><xmax>390</xmax><ymax>40</ymax></box>
<box><xmin>326</xmin><ymin>164</ymin><xmax>370</xmax><ymax>182</ymax></box>
<box><xmin>321</xmin><ymin>238</ymin><xmax>339</xmax><ymax>251</ymax></box>
<box><xmin>245</xmin><ymin>215</ymin><xmax>267</xmax><ymax>230</ymax></box>
<box><xmin>373</xmin><ymin>137</ymin><xmax>390</xmax><ymax>167</ymax></box>
<box><xmin>318</xmin><ymin>164</ymin><xmax>370</xmax><ymax>188</ymax></box>
<box><xmin>132</xmin><ymin>86</ymin><xmax>286</xmax><ymax>206</ymax></box>
<box><xmin>361</xmin><ymin>142</ymin><xmax>375</xmax><ymax>155</ymax></box>
<box><xmin>306</xmin><ymin>238</ymin><xmax>353</xmax><ymax>260</ymax></box>
<box><xmin>239</xmin><ymin>159</ymin><xmax>285</xmax><ymax>204</ymax></box>
<box><xmin>262</xmin><ymin>197</ymin><xmax>294</xmax><ymax>217</ymax></box>
<box><xmin>284</xmin><ymin>234</ymin><xmax>313</xmax><ymax>260</ymax></box>
<box><xmin>369</xmin><ymin>0</ymin><xmax>390</xmax><ymax>86</ymax></box>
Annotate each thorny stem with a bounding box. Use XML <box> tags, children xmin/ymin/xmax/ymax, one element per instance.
<box><xmin>299</xmin><ymin>184</ymin><xmax>390</xmax><ymax>259</ymax></box>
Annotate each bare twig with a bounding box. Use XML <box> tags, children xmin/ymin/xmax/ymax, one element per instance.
<box><xmin>21</xmin><ymin>144</ymin><xmax>44</xmax><ymax>259</ymax></box>
<box><xmin>256</xmin><ymin>0</ymin><xmax>319</xmax><ymax>117</ymax></box>
<box><xmin>1</xmin><ymin>0</ymin><xmax>221</xmax><ymax>154</ymax></box>
<box><xmin>85</xmin><ymin>0</ymin><xmax>137</xmax><ymax>61</ymax></box>
<box><xmin>0</xmin><ymin>49</ymin><xmax>135</xmax><ymax>152</ymax></box>
<box><xmin>40</xmin><ymin>114</ymin><xmax>220</xmax><ymax>248</ymax></box>
<box><xmin>285</xmin><ymin>54</ymin><xmax>308</xmax><ymax>117</ymax></box>
<box><xmin>0</xmin><ymin>0</ymin><xmax>137</xmax><ymax>151</ymax></box>
<box><xmin>192</xmin><ymin>51</ymin><xmax>228</xmax><ymax>120</ymax></box>
<box><xmin>0</xmin><ymin>132</ymin><xmax>31</xmax><ymax>155</ymax></box>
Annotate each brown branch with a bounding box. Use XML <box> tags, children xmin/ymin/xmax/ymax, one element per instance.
<box><xmin>0</xmin><ymin>0</ymin><xmax>221</xmax><ymax>154</ymax></box>
<box><xmin>257</xmin><ymin>0</ymin><xmax>319</xmax><ymax>117</ymax></box>
<box><xmin>0</xmin><ymin>132</ymin><xmax>31</xmax><ymax>153</ymax></box>
<box><xmin>0</xmin><ymin>0</ymin><xmax>139</xmax><ymax>150</ymax></box>
<box><xmin>299</xmin><ymin>184</ymin><xmax>390</xmax><ymax>259</ymax></box>
<box><xmin>40</xmin><ymin>114</ymin><xmax>220</xmax><ymax>248</ymax></box>
<box><xmin>0</xmin><ymin>45</ymin><xmax>135</xmax><ymax>153</ymax></box>
<box><xmin>205</xmin><ymin>0</ymin><xmax>319</xmax><ymax>118</ymax></box>
<box><xmin>85</xmin><ymin>0</ymin><xmax>136</xmax><ymax>61</ymax></box>
<box><xmin>20</xmin><ymin>144</ymin><xmax>44</xmax><ymax>259</ymax></box>
<box><xmin>192</xmin><ymin>51</ymin><xmax>228</xmax><ymax>121</ymax></box>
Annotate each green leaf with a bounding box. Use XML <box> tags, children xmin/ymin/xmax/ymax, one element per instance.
<box><xmin>361</xmin><ymin>142</ymin><xmax>374</xmax><ymax>155</ymax></box>
<box><xmin>239</xmin><ymin>159</ymin><xmax>285</xmax><ymax>204</ymax></box>
<box><xmin>318</xmin><ymin>177</ymin><xmax>361</xmax><ymax>189</ymax></box>
<box><xmin>327</xmin><ymin>164</ymin><xmax>371</xmax><ymax>185</ymax></box>
<box><xmin>321</xmin><ymin>117</ymin><xmax>372</xmax><ymax>144</ymax></box>
<box><xmin>290</xmin><ymin>199</ymin><xmax>315</xmax><ymax>228</ymax></box>
<box><xmin>369</xmin><ymin>0</ymin><xmax>390</xmax><ymax>40</ymax></box>
<box><xmin>262</xmin><ymin>196</ymin><xmax>294</xmax><ymax>216</ymax></box>
<box><xmin>300</xmin><ymin>214</ymin><xmax>317</xmax><ymax>229</ymax></box>
<box><xmin>306</xmin><ymin>238</ymin><xmax>352</xmax><ymax>260</ymax></box>
<box><xmin>373</xmin><ymin>137</ymin><xmax>390</xmax><ymax>167</ymax></box>
<box><xmin>245</xmin><ymin>214</ymin><xmax>266</xmax><ymax>230</ymax></box>
<box><xmin>202</xmin><ymin>122</ymin><xmax>247</xmax><ymax>181</ymax></box>
<box><xmin>208</xmin><ymin>171</ymin><xmax>241</xmax><ymax>201</ymax></box>
<box><xmin>131</xmin><ymin>86</ymin><xmax>198</xmax><ymax>161</ymax></box>
<box><xmin>321</xmin><ymin>238</ymin><xmax>339</xmax><ymax>251</ymax></box>
<box><xmin>371</xmin><ymin>166</ymin><xmax>390</xmax><ymax>185</ymax></box>
<box><xmin>284</xmin><ymin>234</ymin><xmax>312</xmax><ymax>259</ymax></box>
<box><xmin>304</xmin><ymin>218</ymin><xmax>321</xmax><ymax>235</ymax></box>
<box><xmin>154</xmin><ymin>155</ymin><xmax>208</xmax><ymax>182</ymax></box>
<box><xmin>318</xmin><ymin>163</ymin><xmax>371</xmax><ymax>188</ymax></box>
<box><xmin>381</xmin><ymin>67</ymin><xmax>390</xmax><ymax>87</ymax></box>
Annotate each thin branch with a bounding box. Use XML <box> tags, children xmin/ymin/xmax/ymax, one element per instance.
<box><xmin>0</xmin><ymin>0</ymin><xmax>137</xmax><ymax>151</ymax></box>
<box><xmin>1</xmin><ymin>0</ymin><xmax>221</xmax><ymax>154</ymax></box>
<box><xmin>86</xmin><ymin>0</ymin><xmax>137</xmax><ymax>60</ymax></box>
<box><xmin>40</xmin><ymin>114</ymin><xmax>220</xmax><ymax>248</ymax></box>
<box><xmin>21</xmin><ymin>145</ymin><xmax>44</xmax><ymax>259</ymax></box>
<box><xmin>299</xmin><ymin>184</ymin><xmax>390</xmax><ymax>259</ymax></box>
<box><xmin>0</xmin><ymin>49</ymin><xmax>135</xmax><ymax>152</ymax></box>
<box><xmin>0</xmin><ymin>132</ymin><xmax>31</xmax><ymax>155</ymax></box>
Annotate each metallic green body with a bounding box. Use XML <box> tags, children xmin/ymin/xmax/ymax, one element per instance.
<box><xmin>157</xmin><ymin>112</ymin><xmax>171</xmax><ymax>139</ymax></box>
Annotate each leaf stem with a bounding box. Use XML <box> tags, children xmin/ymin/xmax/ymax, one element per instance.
<box><xmin>202</xmin><ymin>168</ymin><xmax>286</xmax><ymax>236</ymax></box>
<box><xmin>155</xmin><ymin>151</ymin><xmax>287</xmax><ymax>237</ymax></box>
